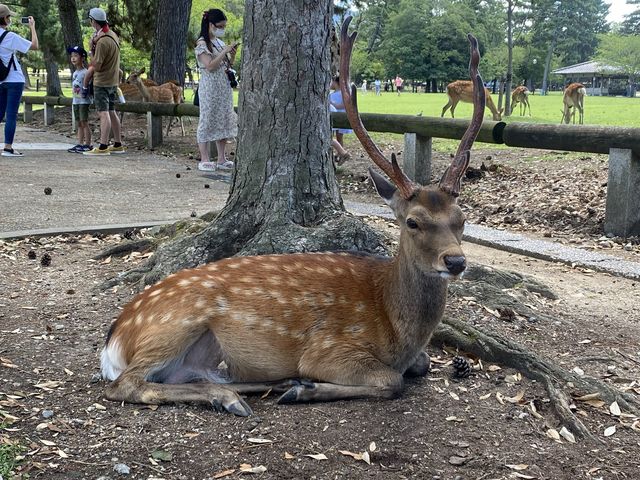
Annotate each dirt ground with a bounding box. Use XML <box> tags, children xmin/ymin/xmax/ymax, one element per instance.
<box><xmin>1</xmin><ymin>110</ymin><xmax>639</xmax><ymax>479</ymax></box>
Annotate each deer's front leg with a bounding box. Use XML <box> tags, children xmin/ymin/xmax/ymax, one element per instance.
<box><xmin>278</xmin><ymin>354</ymin><xmax>404</xmax><ymax>404</ymax></box>
<box><xmin>105</xmin><ymin>373</ymin><xmax>253</xmax><ymax>416</ymax></box>
<box><xmin>404</xmin><ymin>350</ymin><xmax>430</xmax><ymax>378</ymax></box>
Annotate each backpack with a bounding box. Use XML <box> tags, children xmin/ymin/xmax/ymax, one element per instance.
<box><xmin>0</xmin><ymin>31</ymin><xmax>17</xmax><ymax>81</ymax></box>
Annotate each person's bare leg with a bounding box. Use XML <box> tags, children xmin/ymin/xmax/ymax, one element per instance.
<box><xmin>215</xmin><ymin>140</ymin><xmax>227</xmax><ymax>165</ymax></box>
<box><xmin>198</xmin><ymin>142</ymin><xmax>210</xmax><ymax>162</ymax></box>
<box><xmin>336</xmin><ymin>132</ymin><xmax>344</xmax><ymax>148</ymax></box>
<box><xmin>108</xmin><ymin>110</ymin><xmax>122</xmax><ymax>144</ymax></box>
<box><xmin>99</xmin><ymin>111</ymin><xmax>111</xmax><ymax>145</ymax></box>
<box><xmin>332</xmin><ymin>139</ymin><xmax>347</xmax><ymax>156</ymax></box>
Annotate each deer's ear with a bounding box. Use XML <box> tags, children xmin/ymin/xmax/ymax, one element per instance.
<box><xmin>369</xmin><ymin>167</ymin><xmax>397</xmax><ymax>205</ymax></box>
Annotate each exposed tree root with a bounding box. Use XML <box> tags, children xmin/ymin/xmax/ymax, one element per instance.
<box><xmin>101</xmin><ymin>210</ymin><xmax>387</xmax><ymax>291</ymax></box>
<box><xmin>93</xmin><ymin>239</ymin><xmax>157</xmax><ymax>260</ymax></box>
<box><xmin>432</xmin><ymin>316</ymin><xmax>640</xmax><ymax>442</ymax></box>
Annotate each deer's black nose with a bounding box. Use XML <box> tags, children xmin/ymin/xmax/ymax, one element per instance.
<box><xmin>444</xmin><ymin>255</ymin><xmax>466</xmax><ymax>275</ymax></box>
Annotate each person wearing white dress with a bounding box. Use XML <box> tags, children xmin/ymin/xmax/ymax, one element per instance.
<box><xmin>195</xmin><ymin>8</ymin><xmax>239</xmax><ymax>172</ymax></box>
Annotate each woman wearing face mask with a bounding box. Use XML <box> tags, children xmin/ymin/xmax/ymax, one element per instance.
<box><xmin>195</xmin><ymin>8</ymin><xmax>239</xmax><ymax>171</ymax></box>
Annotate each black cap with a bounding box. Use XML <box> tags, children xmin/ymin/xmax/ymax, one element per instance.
<box><xmin>66</xmin><ymin>45</ymin><xmax>88</xmax><ymax>57</ymax></box>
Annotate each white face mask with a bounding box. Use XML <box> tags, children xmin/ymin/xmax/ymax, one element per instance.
<box><xmin>213</xmin><ymin>28</ymin><xmax>225</xmax><ymax>38</ymax></box>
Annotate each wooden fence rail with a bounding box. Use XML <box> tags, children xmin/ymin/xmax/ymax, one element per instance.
<box><xmin>21</xmin><ymin>95</ymin><xmax>640</xmax><ymax>236</ymax></box>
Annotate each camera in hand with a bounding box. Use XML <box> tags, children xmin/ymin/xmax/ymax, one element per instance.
<box><xmin>21</xmin><ymin>17</ymin><xmax>30</xmax><ymax>24</ymax></box>
<box><xmin>226</xmin><ymin>68</ymin><xmax>238</xmax><ymax>88</ymax></box>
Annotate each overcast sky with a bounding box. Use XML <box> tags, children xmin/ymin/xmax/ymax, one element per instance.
<box><xmin>607</xmin><ymin>0</ymin><xmax>636</xmax><ymax>22</ymax></box>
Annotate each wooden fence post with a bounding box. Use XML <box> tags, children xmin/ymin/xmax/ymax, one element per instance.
<box><xmin>44</xmin><ymin>102</ymin><xmax>54</xmax><ymax>126</ymax></box>
<box><xmin>147</xmin><ymin>112</ymin><xmax>163</xmax><ymax>148</ymax></box>
<box><xmin>604</xmin><ymin>148</ymin><xmax>640</xmax><ymax>237</ymax></box>
<box><xmin>403</xmin><ymin>133</ymin><xmax>432</xmax><ymax>184</ymax></box>
<box><xmin>23</xmin><ymin>102</ymin><xmax>33</xmax><ymax>123</ymax></box>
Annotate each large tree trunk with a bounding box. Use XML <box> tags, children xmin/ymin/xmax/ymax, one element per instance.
<box><xmin>150</xmin><ymin>0</ymin><xmax>191</xmax><ymax>84</ymax></box>
<box><xmin>504</xmin><ymin>0</ymin><xmax>513</xmax><ymax>116</ymax></box>
<box><xmin>108</xmin><ymin>0</ymin><xmax>386</xmax><ymax>287</ymax></box>
<box><xmin>57</xmin><ymin>0</ymin><xmax>83</xmax><ymax>76</ymax></box>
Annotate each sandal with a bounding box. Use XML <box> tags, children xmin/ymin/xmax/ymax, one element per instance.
<box><xmin>216</xmin><ymin>160</ymin><xmax>234</xmax><ymax>171</ymax></box>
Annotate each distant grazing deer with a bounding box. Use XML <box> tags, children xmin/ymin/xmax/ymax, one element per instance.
<box><xmin>100</xmin><ymin>18</ymin><xmax>485</xmax><ymax>416</ymax></box>
<box><xmin>127</xmin><ymin>67</ymin><xmax>185</xmax><ymax>136</ymax></box>
<box><xmin>510</xmin><ymin>86</ymin><xmax>531</xmax><ymax>116</ymax></box>
<box><xmin>442</xmin><ymin>80</ymin><xmax>502</xmax><ymax>121</ymax></box>
<box><xmin>561</xmin><ymin>82</ymin><xmax>586</xmax><ymax>124</ymax></box>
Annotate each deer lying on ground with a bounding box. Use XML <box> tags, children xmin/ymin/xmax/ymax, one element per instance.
<box><xmin>510</xmin><ymin>86</ymin><xmax>531</xmax><ymax>116</ymax></box>
<box><xmin>561</xmin><ymin>82</ymin><xmax>586</xmax><ymax>124</ymax></box>
<box><xmin>442</xmin><ymin>80</ymin><xmax>501</xmax><ymax>120</ymax></box>
<box><xmin>127</xmin><ymin>67</ymin><xmax>185</xmax><ymax>136</ymax></box>
<box><xmin>100</xmin><ymin>18</ymin><xmax>485</xmax><ymax>416</ymax></box>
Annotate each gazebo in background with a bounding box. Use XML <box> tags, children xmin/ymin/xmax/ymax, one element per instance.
<box><xmin>552</xmin><ymin>61</ymin><xmax>631</xmax><ymax>96</ymax></box>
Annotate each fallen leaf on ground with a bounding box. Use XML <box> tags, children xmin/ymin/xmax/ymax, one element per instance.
<box><xmin>212</xmin><ymin>469</ymin><xmax>235</xmax><ymax>479</ymax></box>
<box><xmin>239</xmin><ymin>464</ymin><xmax>267</xmax><ymax>474</ymax></box>
<box><xmin>609</xmin><ymin>401</ymin><xmax>621</xmax><ymax>416</ymax></box>
<box><xmin>339</xmin><ymin>450</ymin><xmax>371</xmax><ymax>464</ymax></box>
<box><xmin>559</xmin><ymin>427</ymin><xmax>576</xmax><ymax>443</ymax></box>
<box><xmin>305</xmin><ymin>453</ymin><xmax>328</xmax><ymax>460</ymax></box>
<box><xmin>507</xmin><ymin>464</ymin><xmax>529</xmax><ymax>470</ymax></box>
<box><xmin>604</xmin><ymin>425</ymin><xmax>616</xmax><ymax>437</ymax></box>
<box><xmin>247</xmin><ymin>438</ymin><xmax>273</xmax><ymax>444</ymax></box>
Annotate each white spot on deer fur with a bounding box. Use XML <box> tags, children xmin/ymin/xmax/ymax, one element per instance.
<box><xmin>195</xmin><ymin>299</ymin><xmax>207</xmax><ymax>310</ymax></box>
<box><xmin>228</xmin><ymin>263</ymin><xmax>240</xmax><ymax>269</ymax></box>
<box><xmin>101</xmin><ymin>339</ymin><xmax>126</xmax><ymax>381</ymax></box>
<box><xmin>276</xmin><ymin>325</ymin><xmax>289</xmax><ymax>336</ymax></box>
<box><xmin>202</xmin><ymin>280</ymin><xmax>216</xmax><ymax>288</ymax></box>
<box><xmin>207</xmin><ymin>264</ymin><xmax>218</xmax><ymax>271</ymax></box>
<box><xmin>149</xmin><ymin>288</ymin><xmax>163</xmax><ymax>297</ymax></box>
<box><xmin>178</xmin><ymin>279</ymin><xmax>192</xmax><ymax>287</ymax></box>
<box><xmin>216</xmin><ymin>296</ymin><xmax>228</xmax><ymax>313</ymax></box>
<box><xmin>322</xmin><ymin>339</ymin><xmax>336</xmax><ymax>350</ymax></box>
<box><xmin>230</xmin><ymin>286</ymin><xmax>243</xmax><ymax>295</ymax></box>
<box><xmin>190</xmin><ymin>276</ymin><xmax>201</xmax><ymax>283</ymax></box>
<box><xmin>133</xmin><ymin>299</ymin><xmax>143</xmax><ymax>309</ymax></box>
<box><xmin>262</xmin><ymin>318</ymin><xmax>273</xmax><ymax>328</ymax></box>
<box><xmin>134</xmin><ymin>313</ymin><xmax>144</xmax><ymax>325</ymax></box>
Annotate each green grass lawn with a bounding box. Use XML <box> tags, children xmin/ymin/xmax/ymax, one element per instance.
<box><xmin>21</xmin><ymin>86</ymin><xmax>640</xmax><ymax>131</ymax></box>
<box><xmin>350</xmin><ymin>90</ymin><xmax>640</xmax><ymax>128</ymax></box>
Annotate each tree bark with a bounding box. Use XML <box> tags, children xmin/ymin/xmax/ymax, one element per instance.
<box><xmin>107</xmin><ymin>0</ymin><xmax>386</xmax><ymax>288</ymax></box>
<box><xmin>150</xmin><ymin>0</ymin><xmax>192</xmax><ymax>85</ymax></box>
<box><xmin>44</xmin><ymin>52</ymin><xmax>63</xmax><ymax>97</ymax></box>
<box><xmin>57</xmin><ymin>0</ymin><xmax>83</xmax><ymax>76</ymax></box>
<box><xmin>504</xmin><ymin>0</ymin><xmax>513</xmax><ymax>116</ymax></box>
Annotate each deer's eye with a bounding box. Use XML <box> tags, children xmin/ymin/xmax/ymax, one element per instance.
<box><xmin>406</xmin><ymin>218</ymin><xmax>419</xmax><ymax>230</ymax></box>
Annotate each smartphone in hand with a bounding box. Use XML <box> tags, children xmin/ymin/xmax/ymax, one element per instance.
<box><xmin>21</xmin><ymin>17</ymin><xmax>30</xmax><ymax>24</ymax></box>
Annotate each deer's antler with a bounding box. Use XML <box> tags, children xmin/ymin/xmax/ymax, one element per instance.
<box><xmin>439</xmin><ymin>34</ymin><xmax>486</xmax><ymax>197</ymax></box>
<box><xmin>339</xmin><ymin>16</ymin><xmax>416</xmax><ymax>200</ymax></box>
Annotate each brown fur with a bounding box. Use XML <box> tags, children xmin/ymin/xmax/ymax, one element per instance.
<box><xmin>561</xmin><ymin>82</ymin><xmax>586</xmax><ymax>124</ymax></box>
<box><xmin>441</xmin><ymin>80</ymin><xmax>503</xmax><ymax>121</ymax></box>
<box><xmin>510</xmin><ymin>86</ymin><xmax>531</xmax><ymax>116</ymax></box>
<box><xmin>126</xmin><ymin>67</ymin><xmax>185</xmax><ymax>135</ymax></box>
<box><xmin>102</xmin><ymin>183</ymin><xmax>466</xmax><ymax>414</ymax></box>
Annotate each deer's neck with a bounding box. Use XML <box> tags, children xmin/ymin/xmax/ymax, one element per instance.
<box><xmin>383</xmin><ymin>251</ymin><xmax>449</xmax><ymax>369</ymax></box>
<box><xmin>485</xmin><ymin>95</ymin><xmax>499</xmax><ymax>116</ymax></box>
<box><xmin>135</xmin><ymin>79</ymin><xmax>150</xmax><ymax>101</ymax></box>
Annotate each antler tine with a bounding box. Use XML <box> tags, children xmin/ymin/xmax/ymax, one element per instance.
<box><xmin>439</xmin><ymin>33</ymin><xmax>486</xmax><ymax>197</ymax></box>
<box><xmin>339</xmin><ymin>16</ymin><xmax>416</xmax><ymax>199</ymax></box>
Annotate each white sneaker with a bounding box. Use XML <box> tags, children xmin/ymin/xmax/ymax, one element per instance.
<box><xmin>198</xmin><ymin>161</ymin><xmax>217</xmax><ymax>172</ymax></box>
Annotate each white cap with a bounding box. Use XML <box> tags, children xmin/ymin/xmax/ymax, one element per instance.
<box><xmin>89</xmin><ymin>7</ymin><xmax>107</xmax><ymax>22</ymax></box>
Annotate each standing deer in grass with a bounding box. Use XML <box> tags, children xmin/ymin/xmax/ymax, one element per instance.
<box><xmin>510</xmin><ymin>86</ymin><xmax>531</xmax><ymax>116</ymax></box>
<box><xmin>561</xmin><ymin>82</ymin><xmax>586</xmax><ymax>124</ymax></box>
<box><xmin>100</xmin><ymin>18</ymin><xmax>485</xmax><ymax>416</ymax></box>
<box><xmin>127</xmin><ymin>67</ymin><xmax>185</xmax><ymax>136</ymax></box>
<box><xmin>442</xmin><ymin>80</ymin><xmax>501</xmax><ymax>120</ymax></box>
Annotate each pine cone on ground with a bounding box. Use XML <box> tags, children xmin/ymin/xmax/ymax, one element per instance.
<box><xmin>452</xmin><ymin>356</ymin><xmax>472</xmax><ymax>378</ymax></box>
<box><xmin>40</xmin><ymin>253</ymin><xmax>52</xmax><ymax>267</ymax></box>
